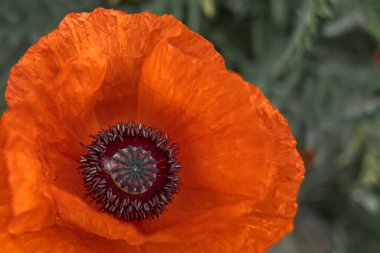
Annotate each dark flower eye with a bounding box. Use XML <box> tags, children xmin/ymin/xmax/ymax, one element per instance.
<box><xmin>79</xmin><ymin>122</ymin><xmax>181</xmax><ymax>221</ymax></box>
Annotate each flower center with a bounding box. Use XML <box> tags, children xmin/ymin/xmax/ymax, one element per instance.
<box><xmin>79</xmin><ymin>122</ymin><xmax>181</xmax><ymax>222</ymax></box>
<box><xmin>107</xmin><ymin>146</ymin><xmax>158</xmax><ymax>194</ymax></box>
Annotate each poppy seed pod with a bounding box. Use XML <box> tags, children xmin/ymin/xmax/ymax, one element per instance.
<box><xmin>0</xmin><ymin>8</ymin><xmax>304</xmax><ymax>253</ymax></box>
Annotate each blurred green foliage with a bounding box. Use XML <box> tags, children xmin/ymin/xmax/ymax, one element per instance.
<box><xmin>1</xmin><ymin>0</ymin><xmax>380</xmax><ymax>252</ymax></box>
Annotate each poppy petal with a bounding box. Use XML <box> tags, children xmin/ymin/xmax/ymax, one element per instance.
<box><xmin>134</xmin><ymin>40</ymin><xmax>304</xmax><ymax>249</ymax></box>
<box><xmin>1</xmin><ymin>112</ymin><xmax>56</xmax><ymax>235</ymax></box>
<box><xmin>6</xmin><ymin>8</ymin><xmax>223</xmax><ymax>122</ymax></box>
<box><xmin>0</xmin><ymin>138</ymin><xmax>141</xmax><ymax>253</ymax></box>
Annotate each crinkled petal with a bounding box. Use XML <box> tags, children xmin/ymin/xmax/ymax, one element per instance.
<box><xmin>134</xmin><ymin>40</ymin><xmax>304</xmax><ymax>250</ymax></box>
<box><xmin>0</xmin><ymin>132</ymin><xmax>141</xmax><ymax>253</ymax></box>
<box><xmin>2</xmin><ymin>45</ymin><xmax>107</xmax><ymax>234</ymax></box>
<box><xmin>50</xmin><ymin>185</ymin><xmax>146</xmax><ymax>245</ymax></box>
<box><xmin>1</xmin><ymin>112</ymin><xmax>56</xmax><ymax>234</ymax></box>
<box><xmin>6</xmin><ymin>8</ymin><xmax>223</xmax><ymax>124</ymax></box>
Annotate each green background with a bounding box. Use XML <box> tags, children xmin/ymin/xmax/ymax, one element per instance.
<box><xmin>1</xmin><ymin>0</ymin><xmax>380</xmax><ymax>252</ymax></box>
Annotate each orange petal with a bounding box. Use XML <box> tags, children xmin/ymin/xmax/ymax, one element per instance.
<box><xmin>134</xmin><ymin>40</ymin><xmax>304</xmax><ymax>249</ymax></box>
<box><xmin>1</xmin><ymin>112</ymin><xmax>56</xmax><ymax>235</ymax></box>
<box><xmin>0</xmin><ymin>130</ymin><xmax>142</xmax><ymax>253</ymax></box>
<box><xmin>1</xmin><ymin>44</ymin><xmax>109</xmax><ymax>235</ymax></box>
<box><xmin>6</xmin><ymin>8</ymin><xmax>223</xmax><ymax>126</ymax></box>
<box><xmin>1</xmin><ymin>223</ymin><xmax>142</xmax><ymax>253</ymax></box>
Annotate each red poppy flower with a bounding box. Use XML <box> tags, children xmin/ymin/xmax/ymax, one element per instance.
<box><xmin>0</xmin><ymin>8</ymin><xmax>304</xmax><ymax>253</ymax></box>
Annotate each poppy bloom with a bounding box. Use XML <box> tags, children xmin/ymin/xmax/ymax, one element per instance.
<box><xmin>0</xmin><ymin>8</ymin><xmax>304</xmax><ymax>253</ymax></box>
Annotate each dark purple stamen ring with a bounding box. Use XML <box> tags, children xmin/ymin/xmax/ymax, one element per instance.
<box><xmin>79</xmin><ymin>122</ymin><xmax>181</xmax><ymax>222</ymax></box>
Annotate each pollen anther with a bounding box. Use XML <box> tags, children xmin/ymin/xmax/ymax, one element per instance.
<box><xmin>79</xmin><ymin>122</ymin><xmax>181</xmax><ymax>222</ymax></box>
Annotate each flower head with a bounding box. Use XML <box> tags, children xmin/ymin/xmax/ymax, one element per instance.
<box><xmin>0</xmin><ymin>8</ymin><xmax>304</xmax><ymax>253</ymax></box>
